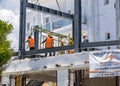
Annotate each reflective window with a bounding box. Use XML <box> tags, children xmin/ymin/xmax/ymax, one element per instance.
<box><xmin>104</xmin><ymin>0</ymin><xmax>109</xmax><ymax>5</ymax></box>
<box><xmin>52</xmin><ymin>19</ymin><xmax>72</xmax><ymax>30</ymax></box>
<box><xmin>45</xmin><ymin>17</ymin><xmax>50</xmax><ymax>23</ymax></box>
<box><xmin>43</xmin><ymin>23</ymin><xmax>51</xmax><ymax>31</ymax></box>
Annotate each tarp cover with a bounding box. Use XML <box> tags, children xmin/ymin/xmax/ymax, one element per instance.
<box><xmin>3</xmin><ymin>52</ymin><xmax>89</xmax><ymax>76</ymax></box>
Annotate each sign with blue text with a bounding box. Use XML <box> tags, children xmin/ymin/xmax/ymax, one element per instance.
<box><xmin>89</xmin><ymin>50</ymin><xmax>120</xmax><ymax>78</ymax></box>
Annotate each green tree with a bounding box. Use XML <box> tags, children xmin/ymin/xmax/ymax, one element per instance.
<box><xmin>0</xmin><ymin>19</ymin><xmax>13</xmax><ymax>71</ymax></box>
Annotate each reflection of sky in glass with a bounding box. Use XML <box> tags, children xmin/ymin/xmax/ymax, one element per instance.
<box><xmin>43</xmin><ymin>23</ymin><xmax>51</xmax><ymax>30</ymax></box>
<box><xmin>52</xmin><ymin>19</ymin><xmax>72</xmax><ymax>30</ymax></box>
<box><xmin>43</xmin><ymin>19</ymin><xmax>72</xmax><ymax>30</ymax></box>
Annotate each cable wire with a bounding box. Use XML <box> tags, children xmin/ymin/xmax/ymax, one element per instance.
<box><xmin>55</xmin><ymin>0</ymin><xmax>61</xmax><ymax>11</ymax></box>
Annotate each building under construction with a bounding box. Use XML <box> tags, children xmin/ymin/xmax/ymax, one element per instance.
<box><xmin>2</xmin><ymin>0</ymin><xmax>120</xmax><ymax>86</ymax></box>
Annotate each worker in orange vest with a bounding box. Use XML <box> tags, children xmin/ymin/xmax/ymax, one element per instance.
<box><xmin>25</xmin><ymin>36</ymin><xmax>35</xmax><ymax>58</ymax></box>
<box><xmin>41</xmin><ymin>33</ymin><xmax>55</xmax><ymax>57</ymax></box>
<box><xmin>27</xmin><ymin>36</ymin><xmax>35</xmax><ymax>50</ymax></box>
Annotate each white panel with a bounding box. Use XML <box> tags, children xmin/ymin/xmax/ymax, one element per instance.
<box><xmin>57</xmin><ymin>70</ymin><xmax>68</xmax><ymax>86</ymax></box>
<box><xmin>1</xmin><ymin>76</ymin><xmax>10</xmax><ymax>86</ymax></box>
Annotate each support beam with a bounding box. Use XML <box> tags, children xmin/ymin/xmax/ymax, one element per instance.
<box><xmin>75</xmin><ymin>70</ymin><xmax>83</xmax><ymax>86</ymax></box>
<box><xmin>14</xmin><ymin>40</ymin><xmax>120</xmax><ymax>56</ymax></box>
<box><xmin>26</xmin><ymin>39</ymin><xmax>120</xmax><ymax>55</ymax></box>
<box><xmin>22</xmin><ymin>75</ymin><xmax>26</xmax><ymax>86</ymax></box>
<box><xmin>74</xmin><ymin>0</ymin><xmax>82</xmax><ymax>52</ymax></box>
<box><xmin>81</xmin><ymin>40</ymin><xmax>120</xmax><ymax>48</ymax></box>
<box><xmin>25</xmin><ymin>45</ymin><xmax>74</xmax><ymax>56</ymax></box>
<box><xmin>26</xmin><ymin>2</ymin><xmax>73</xmax><ymax>19</ymax></box>
<box><xmin>34</xmin><ymin>26</ymin><xmax>39</xmax><ymax>50</ymax></box>
<box><xmin>19</xmin><ymin>0</ymin><xmax>27</xmax><ymax>59</ymax></box>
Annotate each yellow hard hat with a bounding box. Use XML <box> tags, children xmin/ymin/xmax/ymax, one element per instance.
<box><xmin>70</xmin><ymin>37</ymin><xmax>73</xmax><ymax>40</ymax></box>
<box><xmin>48</xmin><ymin>33</ymin><xmax>51</xmax><ymax>36</ymax></box>
<box><xmin>69</xmin><ymin>38</ymin><xmax>74</xmax><ymax>45</ymax></box>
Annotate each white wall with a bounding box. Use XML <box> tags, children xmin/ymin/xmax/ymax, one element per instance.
<box><xmin>87</xmin><ymin>0</ymin><xmax>116</xmax><ymax>42</ymax></box>
<box><xmin>98</xmin><ymin>0</ymin><xmax>116</xmax><ymax>41</ymax></box>
<box><xmin>1</xmin><ymin>76</ymin><xmax>10</xmax><ymax>86</ymax></box>
<box><xmin>57</xmin><ymin>70</ymin><xmax>68</xmax><ymax>86</ymax></box>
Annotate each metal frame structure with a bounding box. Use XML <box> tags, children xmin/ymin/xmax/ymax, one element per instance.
<box><xmin>18</xmin><ymin>1</ymin><xmax>120</xmax><ymax>85</ymax></box>
<box><xmin>19</xmin><ymin>0</ymin><xmax>74</xmax><ymax>58</ymax></box>
<box><xmin>19</xmin><ymin>0</ymin><xmax>120</xmax><ymax>58</ymax></box>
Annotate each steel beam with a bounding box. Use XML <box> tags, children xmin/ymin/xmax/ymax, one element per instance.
<box><xmin>19</xmin><ymin>0</ymin><xmax>73</xmax><ymax>59</ymax></box>
<box><xmin>25</xmin><ymin>45</ymin><xmax>74</xmax><ymax>56</ymax></box>
<box><xmin>19</xmin><ymin>0</ymin><xmax>27</xmax><ymax>59</ymax></box>
<box><xmin>34</xmin><ymin>26</ymin><xmax>39</xmax><ymax>50</ymax></box>
<box><xmin>81</xmin><ymin>40</ymin><xmax>120</xmax><ymax>48</ymax></box>
<box><xmin>26</xmin><ymin>2</ymin><xmax>73</xmax><ymax>19</ymax></box>
<box><xmin>74</xmin><ymin>0</ymin><xmax>82</xmax><ymax>52</ymax></box>
<box><xmin>75</xmin><ymin>70</ymin><xmax>82</xmax><ymax>86</ymax></box>
<box><xmin>14</xmin><ymin>40</ymin><xmax>120</xmax><ymax>56</ymax></box>
<box><xmin>18</xmin><ymin>0</ymin><xmax>120</xmax><ymax>58</ymax></box>
<box><xmin>25</xmin><ymin>40</ymin><xmax>120</xmax><ymax>55</ymax></box>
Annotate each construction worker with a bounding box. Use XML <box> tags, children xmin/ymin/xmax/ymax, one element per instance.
<box><xmin>82</xmin><ymin>34</ymin><xmax>89</xmax><ymax>43</ymax></box>
<box><xmin>67</xmin><ymin>37</ymin><xmax>74</xmax><ymax>54</ymax></box>
<box><xmin>57</xmin><ymin>41</ymin><xmax>65</xmax><ymax>55</ymax></box>
<box><xmin>25</xmin><ymin>36</ymin><xmax>35</xmax><ymax>58</ymax></box>
<box><xmin>41</xmin><ymin>33</ymin><xmax>55</xmax><ymax>57</ymax></box>
<box><xmin>82</xmin><ymin>34</ymin><xmax>89</xmax><ymax>51</ymax></box>
<box><xmin>25</xmin><ymin>36</ymin><xmax>35</xmax><ymax>50</ymax></box>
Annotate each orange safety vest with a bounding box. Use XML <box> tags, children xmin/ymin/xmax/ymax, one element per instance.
<box><xmin>28</xmin><ymin>38</ymin><xmax>35</xmax><ymax>48</ymax></box>
<box><xmin>45</xmin><ymin>37</ymin><xmax>54</xmax><ymax>48</ymax></box>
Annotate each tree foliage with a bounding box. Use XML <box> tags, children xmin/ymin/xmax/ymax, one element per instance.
<box><xmin>0</xmin><ymin>19</ymin><xmax>13</xmax><ymax>67</ymax></box>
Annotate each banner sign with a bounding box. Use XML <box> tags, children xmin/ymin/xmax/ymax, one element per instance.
<box><xmin>89</xmin><ymin>50</ymin><xmax>120</xmax><ymax>78</ymax></box>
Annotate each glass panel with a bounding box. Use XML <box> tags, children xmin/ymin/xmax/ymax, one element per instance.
<box><xmin>52</xmin><ymin>19</ymin><xmax>72</xmax><ymax>30</ymax></box>
<box><xmin>104</xmin><ymin>0</ymin><xmax>109</xmax><ymax>5</ymax></box>
<box><xmin>45</xmin><ymin>17</ymin><xmax>49</xmax><ymax>23</ymax></box>
<box><xmin>43</xmin><ymin>23</ymin><xmax>51</xmax><ymax>31</ymax></box>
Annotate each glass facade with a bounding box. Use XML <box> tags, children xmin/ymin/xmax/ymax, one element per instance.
<box><xmin>43</xmin><ymin>19</ymin><xmax>72</xmax><ymax>30</ymax></box>
<box><xmin>52</xmin><ymin>19</ymin><xmax>72</xmax><ymax>30</ymax></box>
<box><xmin>104</xmin><ymin>0</ymin><xmax>109</xmax><ymax>5</ymax></box>
<box><xmin>43</xmin><ymin>23</ymin><xmax>51</xmax><ymax>30</ymax></box>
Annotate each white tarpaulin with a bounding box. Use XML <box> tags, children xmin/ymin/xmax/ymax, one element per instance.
<box><xmin>89</xmin><ymin>49</ymin><xmax>120</xmax><ymax>78</ymax></box>
<box><xmin>3</xmin><ymin>52</ymin><xmax>89</xmax><ymax>76</ymax></box>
